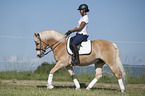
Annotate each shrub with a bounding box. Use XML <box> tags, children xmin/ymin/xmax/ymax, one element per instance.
<box><xmin>34</xmin><ymin>62</ymin><xmax>67</xmax><ymax>74</ymax></box>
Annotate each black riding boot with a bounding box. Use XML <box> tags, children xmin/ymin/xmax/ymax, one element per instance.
<box><xmin>71</xmin><ymin>45</ymin><xmax>80</xmax><ymax>65</ymax></box>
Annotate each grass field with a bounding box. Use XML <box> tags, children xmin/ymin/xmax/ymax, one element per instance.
<box><xmin>0</xmin><ymin>63</ymin><xmax>145</xmax><ymax>96</ymax></box>
<box><xmin>0</xmin><ymin>80</ymin><xmax>145</xmax><ymax>96</ymax></box>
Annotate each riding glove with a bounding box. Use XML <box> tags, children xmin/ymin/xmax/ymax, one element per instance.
<box><xmin>65</xmin><ymin>30</ymin><xmax>72</xmax><ymax>36</ymax></box>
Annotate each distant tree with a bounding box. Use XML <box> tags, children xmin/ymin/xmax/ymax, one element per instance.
<box><xmin>34</xmin><ymin>62</ymin><xmax>66</xmax><ymax>74</ymax></box>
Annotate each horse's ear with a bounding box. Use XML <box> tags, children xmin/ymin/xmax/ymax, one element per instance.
<box><xmin>34</xmin><ymin>33</ymin><xmax>37</xmax><ymax>37</ymax></box>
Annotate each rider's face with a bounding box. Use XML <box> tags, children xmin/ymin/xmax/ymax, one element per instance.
<box><xmin>79</xmin><ymin>10</ymin><xmax>84</xmax><ymax>15</ymax></box>
<box><xmin>79</xmin><ymin>9</ymin><xmax>86</xmax><ymax>16</ymax></box>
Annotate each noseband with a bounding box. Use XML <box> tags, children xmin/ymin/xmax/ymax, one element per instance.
<box><xmin>35</xmin><ymin>33</ymin><xmax>66</xmax><ymax>56</ymax></box>
<box><xmin>35</xmin><ymin>34</ymin><xmax>47</xmax><ymax>54</ymax></box>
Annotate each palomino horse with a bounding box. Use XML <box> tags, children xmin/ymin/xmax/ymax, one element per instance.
<box><xmin>34</xmin><ymin>30</ymin><xmax>126</xmax><ymax>92</ymax></box>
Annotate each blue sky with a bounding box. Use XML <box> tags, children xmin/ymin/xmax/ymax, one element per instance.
<box><xmin>0</xmin><ymin>0</ymin><xmax>145</xmax><ymax>65</ymax></box>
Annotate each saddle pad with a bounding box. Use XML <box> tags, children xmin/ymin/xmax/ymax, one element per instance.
<box><xmin>67</xmin><ymin>36</ymin><xmax>92</xmax><ymax>55</ymax></box>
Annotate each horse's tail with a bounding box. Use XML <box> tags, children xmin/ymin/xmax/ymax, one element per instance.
<box><xmin>112</xmin><ymin>43</ymin><xmax>127</xmax><ymax>86</ymax></box>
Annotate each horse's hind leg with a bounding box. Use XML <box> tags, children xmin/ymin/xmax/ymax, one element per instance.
<box><xmin>66</xmin><ymin>65</ymin><xmax>80</xmax><ymax>89</ymax></box>
<box><xmin>108</xmin><ymin>64</ymin><xmax>125</xmax><ymax>92</ymax></box>
<box><xmin>86</xmin><ymin>60</ymin><xmax>105</xmax><ymax>90</ymax></box>
<box><xmin>104</xmin><ymin>54</ymin><xmax>125</xmax><ymax>92</ymax></box>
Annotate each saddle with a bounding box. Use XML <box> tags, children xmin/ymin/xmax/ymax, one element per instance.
<box><xmin>67</xmin><ymin>36</ymin><xmax>92</xmax><ymax>55</ymax></box>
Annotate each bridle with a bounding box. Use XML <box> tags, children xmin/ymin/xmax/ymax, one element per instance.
<box><xmin>35</xmin><ymin>33</ymin><xmax>67</xmax><ymax>57</ymax></box>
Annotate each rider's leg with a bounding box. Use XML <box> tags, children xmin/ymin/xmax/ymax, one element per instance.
<box><xmin>71</xmin><ymin>34</ymin><xmax>88</xmax><ymax>65</ymax></box>
<box><xmin>71</xmin><ymin>45</ymin><xmax>80</xmax><ymax>65</ymax></box>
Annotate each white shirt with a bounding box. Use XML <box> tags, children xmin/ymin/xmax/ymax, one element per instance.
<box><xmin>77</xmin><ymin>15</ymin><xmax>89</xmax><ymax>35</ymax></box>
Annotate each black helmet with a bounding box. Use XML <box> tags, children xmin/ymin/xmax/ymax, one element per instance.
<box><xmin>77</xmin><ymin>4</ymin><xmax>89</xmax><ymax>12</ymax></box>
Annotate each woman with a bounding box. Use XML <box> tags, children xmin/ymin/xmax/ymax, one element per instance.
<box><xmin>65</xmin><ymin>4</ymin><xmax>89</xmax><ymax>65</ymax></box>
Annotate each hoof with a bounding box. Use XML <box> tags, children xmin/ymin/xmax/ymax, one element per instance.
<box><xmin>121</xmin><ymin>90</ymin><xmax>125</xmax><ymax>93</ymax></box>
<box><xmin>75</xmin><ymin>88</ymin><xmax>81</xmax><ymax>90</ymax></box>
<box><xmin>86</xmin><ymin>87</ymin><xmax>90</xmax><ymax>90</ymax></box>
<box><xmin>46</xmin><ymin>84</ymin><xmax>54</xmax><ymax>89</ymax></box>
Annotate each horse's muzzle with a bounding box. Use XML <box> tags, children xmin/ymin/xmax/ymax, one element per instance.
<box><xmin>37</xmin><ymin>51</ymin><xmax>44</xmax><ymax>58</ymax></box>
<box><xmin>37</xmin><ymin>54</ymin><xmax>42</xmax><ymax>58</ymax></box>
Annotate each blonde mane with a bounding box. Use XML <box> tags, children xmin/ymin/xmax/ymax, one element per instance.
<box><xmin>39</xmin><ymin>30</ymin><xmax>65</xmax><ymax>42</ymax></box>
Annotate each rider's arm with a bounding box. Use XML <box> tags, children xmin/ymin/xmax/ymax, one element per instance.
<box><xmin>70</xmin><ymin>22</ymin><xmax>86</xmax><ymax>32</ymax></box>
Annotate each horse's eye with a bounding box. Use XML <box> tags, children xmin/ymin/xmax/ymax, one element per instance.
<box><xmin>35</xmin><ymin>41</ymin><xmax>39</xmax><ymax>45</ymax></box>
<box><xmin>36</xmin><ymin>43</ymin><xmax>39</xmax><ymax>45</ymax></box>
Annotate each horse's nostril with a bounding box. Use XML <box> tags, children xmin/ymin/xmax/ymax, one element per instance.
<box><xmin>37</xmin><ymin>55</ymin><xmax>41</xmax><ymax>58</ymax></box>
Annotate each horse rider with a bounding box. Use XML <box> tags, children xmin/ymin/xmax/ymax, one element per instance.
<box><xmin>65</xmin><ymin>4</ymin><xmax>89</xmax><ymax>65</ymax></box>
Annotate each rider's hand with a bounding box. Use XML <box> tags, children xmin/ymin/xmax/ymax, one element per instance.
<box><xmin>65</xmin><ymin>30</ymin><xmax>72</xmax><ymax>36</ymax></box>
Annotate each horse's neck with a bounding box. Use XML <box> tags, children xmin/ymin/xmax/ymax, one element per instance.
<box><xmin>47</xmin><ymin>38</ymin><xmax>66</xmax><ymax>49</ymax></box>
<box><xmin>47</xmin><ymin>39</ymin><xmax>57</xmax><ymax>49</ymax></box>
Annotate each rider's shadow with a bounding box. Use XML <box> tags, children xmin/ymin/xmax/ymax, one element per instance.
<box><xmin>91</xmin><ymin>87</ymin><xmax>118</xmax><ymax>91</ymax></box>
<box><xmin>36</xmin><ymin>85</ymin><xmax>76</xmax><ymax>89</ymax></box>
<box><xmin>37</xmin><ymin>83</ymin><xmax>118</xmax><ymax>91</ymax></box>
<box><xmin>36</xmin><ymin>83</ymin><xmax>86</xmax><ymax>89</ymax></box>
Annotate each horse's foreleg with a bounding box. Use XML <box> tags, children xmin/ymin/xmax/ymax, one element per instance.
<box><xmin>66</xmin><ymin>65</ymin><xmax>80</xmax><ymax>89</ymax></box>
<box><xmin>47</xmin><ymin>74</ymin><xmax>54</xmax><ymax>89</ymax></box>
<box><xmin>47</xmin><ymin>60</ymin><xmax>67</xmax><ymax>89</ymax></box>
<box><xmin>86</xmin><ymin>61</ymin><xmax>104</xmax><ymax>90</ymax></box>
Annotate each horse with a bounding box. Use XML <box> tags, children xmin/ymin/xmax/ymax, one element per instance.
<box><xmin>34</xmin><ymin>30</ymin><xmax>126</xmax><ymax>92</ymax></box>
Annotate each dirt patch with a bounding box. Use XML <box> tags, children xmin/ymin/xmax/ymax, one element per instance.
<box><xmin>1</xmin><ymin>80</ymin><xmax>74</xmax><ymax>86</ymax></box>
<box><xmin>1</xmin><ymin>80</ymin><xmax>145</xmax><ymax>90</ymax></box>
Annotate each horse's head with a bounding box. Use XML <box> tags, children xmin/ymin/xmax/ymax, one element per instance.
<box><xmin>34</xmin><ymin>30</ymin><xmax>66</xmax><ymax>58</ymax></box>
<box><xmin>34</xmin><ymin>33</ymin><xmax>47</xmax><ymax>58</ymax></box>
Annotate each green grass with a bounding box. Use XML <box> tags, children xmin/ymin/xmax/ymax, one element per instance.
<box><xmin>0</xmin><ymin>80</ymin><xmax>144</xmax><ymax>96</ymax></box>
<box><xmin>0</xmin><ymin>84</ymin><xmax>121</xmax><ymax>96</ymax></box>
<box><xmin>0</xmin><ymin>62</ymin><xmax>145</xmax><ymax>96</ymax></box>
<box><xmin>0</xmin><ymin>70</ymin><xmax>144</xmax><ymax>84</ymax></box>
<box><xmin>1</xmin><ymin>62</ymin><xmax>145</xmax><ymax>84</ymax></box>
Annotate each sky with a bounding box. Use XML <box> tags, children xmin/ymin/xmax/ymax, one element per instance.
<box><xmin>0</xmin><ymin>0</ymin><xmax>145</xmax><ymax>65</ymax></box>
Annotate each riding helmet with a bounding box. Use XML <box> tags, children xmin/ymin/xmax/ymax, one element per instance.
<box><xmin>77</xmin><ymin>4</ymin><xmax>89</xmax><ymax>12</ymax></box>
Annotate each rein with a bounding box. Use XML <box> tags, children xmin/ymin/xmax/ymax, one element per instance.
<box><xmin>36</xmin><ymin>34</ymin><xmax>67</xmax><ymax>55</ymax></box>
